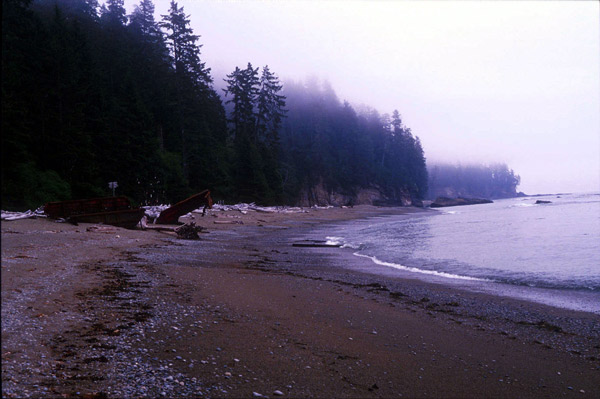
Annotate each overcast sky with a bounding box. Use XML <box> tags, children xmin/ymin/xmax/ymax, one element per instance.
<box><xmin>124</xmin><ymin>0</ymin><xmax>599</xmax><ymax>195</ymax></box>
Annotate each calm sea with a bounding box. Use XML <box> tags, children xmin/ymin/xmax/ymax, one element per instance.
<box><xmin>317</xmin><ymin>192</ymin><xmax>600</xmax><ymax>312</ymax></box>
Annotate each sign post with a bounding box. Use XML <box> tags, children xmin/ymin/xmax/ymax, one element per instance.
<box><xmin>108</xmin><ymin>181</ymin><xmax>118</xmax><ymax>197</ymax></box>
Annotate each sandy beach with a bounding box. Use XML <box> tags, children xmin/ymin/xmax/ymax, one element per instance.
<box><xmin>2</xmin><ymin>205</ymin><xmax>599</xmax><ymax>398</ymax></box>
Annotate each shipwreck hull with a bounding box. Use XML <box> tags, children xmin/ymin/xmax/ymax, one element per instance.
<box><xmin>68</xmin><ymin>208</ymin><xmax>146</xmax><ymax>229</ymax></box>
<box><xmin>156</xmin><ymin>190</ymin><xmax>213</xmax><ymax>224</ymax></box>
<box><xmin>44</xmin><ymin>196</ymin><xmax>144</xmax><ymax>229</ymax></box>
<box><xmin>44</xmin><ymin>196</ymin><xmax>132</xmax><ymax>219</ymax></box>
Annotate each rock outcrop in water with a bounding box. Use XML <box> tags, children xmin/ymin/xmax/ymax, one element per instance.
<box><xmin>430</xmin><ymin>197</ymin><xmax>493</xmax><ymax>208</ymax></box>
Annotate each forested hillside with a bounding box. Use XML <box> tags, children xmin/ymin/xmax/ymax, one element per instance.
<box><xmin>427</xmin><ymin>163</ymin><xmax>521</xmax><ymax>200</ymax></box>
<box><xmin>280</xmin><ymin>80</ymin><xmax>427</xmax><ymax>206</ymax></box>
<box><xmin>2</xmin><ymin>0</ymin><xmax>430</xmax><ymax>210</ymax></box>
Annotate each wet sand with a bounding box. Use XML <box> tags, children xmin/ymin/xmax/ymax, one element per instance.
<box><xmin>2</xmin><ymin>206</ymin><xmax>599</xmax><ymax>398</ymax></box>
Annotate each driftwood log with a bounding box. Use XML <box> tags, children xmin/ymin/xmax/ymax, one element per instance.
<box><xmin>174</xmin><ymin>222</ymin><xmax>204</xmax><ymax>239</ymax></box>
<box><xmin>141</xmin><ymin>217</ymin><xmax>204</xmax><ymax>239</ymax></box>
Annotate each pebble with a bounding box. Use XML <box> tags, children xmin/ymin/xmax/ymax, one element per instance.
<box><xmin>253</xmin><ymin>392</ymin><xmax>263</xmax><ymax>397</ymax></box>
<box><xmin>274</xmin><ymin>390</ymin><xmax>284</xmax><ymax>396</ymax></box>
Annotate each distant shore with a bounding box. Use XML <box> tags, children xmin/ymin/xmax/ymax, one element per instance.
<box><xmin>2</xmin><ymin>206</ymin><xmax>599</xmax><ymax>398</ymax></box>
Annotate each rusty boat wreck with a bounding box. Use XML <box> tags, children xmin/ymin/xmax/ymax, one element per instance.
<box><xmin>155</xmin><ymin>189</ymin><xmax>213</xmax><ymax>224</ymax></box>
<box><xmin>43</xmin><ymin>196</ymin><xmax>145</xmax><ymax>229</ymax></box>
<box><xmin>43</xmin><ymin>190</ymin><xmax>213</xmax><ymax>230</ymax></box>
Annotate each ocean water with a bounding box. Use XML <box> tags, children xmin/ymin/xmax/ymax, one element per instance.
<box><xmin>316</xmin><ymin>193</ymin><xmax>600</xmax><ymax>311</ymax></box>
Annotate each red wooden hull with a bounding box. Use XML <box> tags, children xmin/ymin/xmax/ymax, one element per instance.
<box><xmin>44</xmin><ymin>196</ymin><xmax>144</xmax><ymax>229</ymax></box>
<box><xmin>44</xmin><ymin>196</ymin><xmax>131</xmax><ymax>219</ymax></box>
<box><xmin>156</xmin><ymin>190</ymin><xmax>213</xmax><ymax>224</ymax></box>
<box><xmin>68</xmin><ymin>208</ymin><xmax>146</xmax><ymax>229</ymax></box>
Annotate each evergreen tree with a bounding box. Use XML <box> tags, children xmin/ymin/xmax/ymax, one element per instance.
<box><xmin>129</xmin><ymin>0</ymin><xmax>160</xmax><ymax>41</ymax></box>
<box><xmin>223</xmin><ymin>63</ymin><xmax>259</xmax><ymax>143</ymax></box>
<box><xmin>100</xmin><ymin>0</ymin><xmax>126</xmax><ymax>26</ymax></box>
<box><xmin>160</xmin><ymin>0</ymin><xmax>212</xmax><ymax>180</ymax></box>
<box><xmin>160</xmin><ymin>0</ymin><xmax>211</xmax><ymax>88</ymax></box>
<box><xmin>256</xmin><ymin>65</ymin><xmax>286</xmax><ymax>149</ymax></box>
<box><xmin>223</xmin><ymin>63</ymin><xmax>263</xmax><ymax>201</ymax></box>
<box><xmin>2</xmin><ymin>0</ymin><xmax>450</xmax><ymax>209</ymax></box>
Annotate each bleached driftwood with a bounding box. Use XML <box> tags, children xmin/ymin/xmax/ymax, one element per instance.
<box><xmin>1</xmin><ymin>208</ymin><xmax>46</xmax><ymax>221</ymax></box>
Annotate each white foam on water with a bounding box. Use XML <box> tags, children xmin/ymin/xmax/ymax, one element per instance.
<box><xmin>509</xmin><ymin>203</ymin><xmax>535</xmax><ymax>208</ymax></box>
<box><xmin>353</xmin><ymin>252</ymin><xmax>491</xmax><ymax>282</ymax></box>
<box><xmin>325</xmin><ymin>236</ymin><xmax>344</xmax><ymax>246</ymax></box>
<box><xmin>326</xmin><ymin>236</ymin><xmax>361</xmax><ymax>249</ymax></box>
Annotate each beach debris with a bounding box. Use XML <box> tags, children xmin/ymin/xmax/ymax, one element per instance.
<box><xmin>212</xmin><ymin>202</ymin><xmax>308</xmax><ymax>214</ymax></box>
<box><xmin>42</xmin><ymin>196</ymin><xmax>144</xmax><ymax>229</ymax></box>
<box><xmin>156</xmin><ymin>190</ymin><xmax>213</xmax><ymax>224</ymax></box>
<box><xmin>44</xmin><ymin>196</ymin><xmax>131</xmax><ymax>218</ymax></box>
<box><xmin>1</xmin><ymin>208</ymin><xmax>46</xmax><ymax>221</ymax></box>
<box><xmin>67</xmin><ymin>208</ymin><xmax>145</xmax><ymax>229</ymax></box>
<box><xmin>140</xmin><ymin>217</ymin><xmax>177</xmax><ymax>233</ymax></box>
<box><xmin>86</xmin><ymin>225</ymin><xmax>117</xmax><ymax>233</ymax></box>
<box><xmin>174</xmin><ymin>223</ymin><xmax>204</xmax><ymax>240</ymax></box>
<box><xmin>142</xmin><ymin>201</ymin><xmax>309</xmax><ymax>225</ymax></box>
<box><xmin>143</xmin><ymin>205</ymin><xmax>170</xmax><ymax>221</ymax></box>
<box><xmin>292</xmin><ymin>240</ymin><xmax>341</xmax><ymax>248</ymax></box>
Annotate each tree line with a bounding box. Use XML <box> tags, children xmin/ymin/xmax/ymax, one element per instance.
<box><xmin>427</xmin><ymin>163</ymin><xmax>521</xmax><ymax>200</ymax></box>
<box><xmin>3</xmin><ymin>0</ymin><xmax>427</xmax><ymax>210</ymax></box>
<box><xmin>279</xmin><ymin>80</ymin><xmax>428</xmax><ymax>205</ymax></box>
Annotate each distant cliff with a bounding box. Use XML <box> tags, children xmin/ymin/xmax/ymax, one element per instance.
<box><xmin>427</xmin><ymin>163</ymin><xmax>521</xmax><ymax>200</ymax></box>
<box><xmin>297</xmin><ymin>181</ymin><xmax>414</xmax><ymax>207</ymax></box>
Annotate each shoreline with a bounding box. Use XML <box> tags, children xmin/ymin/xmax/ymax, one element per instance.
<box><xmin>2</xmin><ymin>207</ymin><xmax>599</xmax><ymax>398</ymax></box>
<box><xmin>259</xmin><ymin>205</ymin><xmax>600</xmax><ymax>315</ymax></box>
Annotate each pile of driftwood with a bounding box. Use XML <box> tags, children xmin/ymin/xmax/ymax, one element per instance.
<box><xmin>211</xmin><ymin>202</ymin><xmax>309</xmax><ymax>214</ymax></box>
<box><xmin>174</xmin><ymin>222</ymin><xmax>204</xmax><ymax>239</ymax></box>
<box><xmin>140</xmin><ymin>217</ymin><xmax>203</xmax><ymax>239</ymax></box>
<box><xmin>1</xmin><ymin>208</ymin><xmax>46</xmax><ymax>221</ymax></box>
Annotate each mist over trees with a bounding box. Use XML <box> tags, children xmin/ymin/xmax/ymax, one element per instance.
<box><xmin>279</xmin><ymin>80</ymin><xmax>428</xmax><ymax>205</ymax></box>
<box><xmin>223</xmin><ymin>63</ymin><xmax>287</xmax><ymax>203</ymax></box>
<box><xmin>1</xmin><ymin>0</ymin><xmax>432</xmax><ymax>210</ymax></box>
<box><xmin>3</xmin><ymin>0</ymin><xmax>519</xmax><ymax>211</ymax></box>
<box><xmin>427</xmin><ymin>163</ymin><xmax>521</xmax><ymax>200</ymax></box>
